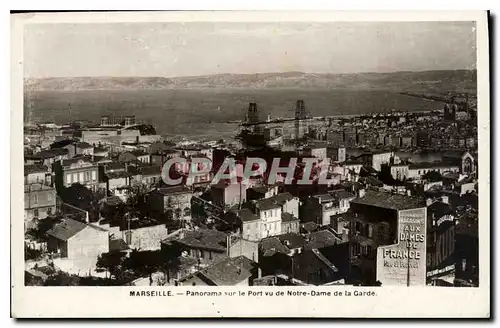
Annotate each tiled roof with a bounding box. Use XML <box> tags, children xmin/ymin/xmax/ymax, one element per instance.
<box><xmin>28</xmin><ymin>148</ymin><xmax>68</xmax><ymax>159</ymax></box>
<box><xmin>169</xmin><ymin>229</ymin><xmax>232</xmax><ymax>252</ymax></box>
<box><xmin>428</xmin><ymin>201</ymin><xmax>455</xmax><ymax>219</ymax></box>
<box><xmin>61</xmin><ymin>156</ymin><xmax>93</xmax><ymax>167</ymax></box>
<box><xmin>276</xmin><ymin>233</ymin><xmax>306</xmax><ymax>249</ymax></box>
<box><xmin>311</xmin><ymin>249</ymin><xmax>338</xmax><ymax>273</ymax></box>
<box><xmin>254</xmin><ymin>198</ymin><xmax>281</xmax><ymax>211</ymax></box>
<box><xmin>361</xmin><ymin>165</ymin><xmax>379</xmax><ymax>174</ymax></box>
<box><xmin>198</xmin><ymin>256</ymin><xmax>256</xmax><ymax>286</ymax></box>
<box><xmin>329</xmin><ymin>190</ymin><xmax>355</xmax><ymax>200</ymax></box>
<box><xmin>24</xmin><ymin>164</ymin><xmax>48</xmax><ymax>176</ymax></box>
<box><xmin>237</xmin><ymin>208</ymin><xmax>260</xmax><ymax>222</ymax></box>
<box><xmin>304</xmin><ymin>230</ymin><xmax>340</xmax><ymax>250</ymax></box>
<box><xmin>351</xmin><ymin>190</ymin><xmax>425</xmax><ymax>211</ymax></box>
<box><xmin>46</xmin><ymin>219</ymin><xmax>88</xmax><ymax>241</ymax></box>
<box><xmin>312</xmin><ymin>194</ymin><xmax>335</xmax><ymax>203</ymax></box>
<box><xmin>360</xmin><ymin>176</ymin><xmax>384</xmax><ymax>187</ymax></box>
<box><xmin>301</xmin><ymin>221</ymin><xmax>319</xmax><ymax>233</ymax></box>
<box><xmin>259</xmin><ymin>237</ymin><xmax>290</xmax><ymax>257</ymax></box>
<box><xmin>269</xmin><ymin>192</ymin><xmax>294</xmax><ymax>205</ymax></box>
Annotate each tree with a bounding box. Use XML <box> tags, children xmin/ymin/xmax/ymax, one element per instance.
<box><xmin>25</xmin><ymin>246</ymin><xmax>42</xmax><ymax>261</ymax></box>
<box><xmin>165</xmin><ymin>209</ymin><xmax>174</xmax><ymax>221</ymax></box>
<box><xmin>124</xmin><ymin>250</ymin><xmax>165</xmax><ymax>284</ymax></box>
<box><xmin>59</xmin><ymin>183</ymin><xmax>105</xmax><ymax>222</ymax></box>
<box><xmin>25</xmin><ymin>215</ymin><xmax>63</xmax><ymax>242</ymax></box>
<box><xmin>423</xmin><ymin>170</ymin><xmax>443</xmax><ymax>182</ymax></box>
<box><xmin>96</xmin><ymin>251</ymin><xmax>127</xmax><ymax>279</ymax></box>
<box><xmin>125</xmin><ymin>185</ymin><xmax>148</xmax><ymax>217</ymax></box>
<box><xmin>163</xmin><ymin>246</ymin><xmax>182</xmax><ymax>284</ymax></box>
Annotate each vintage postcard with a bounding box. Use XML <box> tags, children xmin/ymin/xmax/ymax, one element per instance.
<box><xmin>11</xmin><ymin>11</ymin><xmax>490</xmax><ymax>318</ymax></box>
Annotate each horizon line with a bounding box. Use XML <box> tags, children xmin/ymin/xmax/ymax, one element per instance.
<box><xmin>24</xmin><ymin>68</ymin><xmax>477</xmax><ymax>80</ymax></box>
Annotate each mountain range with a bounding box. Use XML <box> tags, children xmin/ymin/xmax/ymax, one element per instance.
<box><xmin>24</xmin><ymin>70</ymin><xmax>477</xmax><ymax>94</ymax></box>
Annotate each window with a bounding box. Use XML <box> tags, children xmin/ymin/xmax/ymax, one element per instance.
<box><xmin>33</xmin><ymin>208</ymin><xmax>39</xmax><ymax>217</ymax></box>
<box><xmin>33</xmin><ymin>194</ymin><xmax>38</xmax><ymax>205</ymax></box>
<box><xmin>264</xmin><ymin>211</ymin><xmax>267</xmax><ymax>218</ymax></box>
<box><xmin>85</xmin><ymin>171</ymin><xmax>91</xmax><ymax>181</ymax></box>
<box><xmin>355</xmin><ymin>221</ymin><xmax>362</xmax><ymax>234</ymax></box>
<box><xmin>47</xmin><ymin>193</ymin><xmax>52</xmax><ymax>202</ymax></box>
<box><xmin>352</xmin><ymin>243</ymin><xmax>361</xmax><ymax>256</ymax></box>
<box><xmin>378</xmin><ymin>223</ymin><xmax>390</xmax><ymax>238</ymax></box>
<box><xmin>66</xmin><ymin>174</ymin><xmax>71</xmax><ymax>185</ymax></box>
<box><xmin>367</xmin><ymin>224</ymin><xmax>373</xmax><ymax>238</ymax></box>
<box><xmin>79</xmin><ymin>172</ymin><xmax>84</xmax><ymax>182</ymax></box>
<box><xmin>92</xmin><ymin>171</ymin><xmax>97</xmax><ymax>181</ymax></box>
<box><xmin>72</xmin><ymin>173</ymin><xmax>78</xmax><ymax>183</ymax></box>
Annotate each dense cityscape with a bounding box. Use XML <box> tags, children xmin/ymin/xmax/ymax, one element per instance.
<box><xmin>23</xmin><ymin>92</ymin><xmax>479</xmax><ymax>287</ymax></box>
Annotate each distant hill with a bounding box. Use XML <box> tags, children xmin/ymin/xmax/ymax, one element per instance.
<box><xmin>24</xmin><ymin>70</ymin><xmax>477</xmax><ymax>94</ymax></box>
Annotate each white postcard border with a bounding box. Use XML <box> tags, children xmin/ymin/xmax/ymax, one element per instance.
<box><xmin>10</xmin><ymin>10</ymin><xmax>490</xmax><ymax>318</ymax></box>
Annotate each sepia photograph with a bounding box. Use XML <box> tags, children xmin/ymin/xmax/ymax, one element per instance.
<box><xmin>11</xmin><ymin>10</ymin><xmax>490</xmax><ymax>318</ymax></box>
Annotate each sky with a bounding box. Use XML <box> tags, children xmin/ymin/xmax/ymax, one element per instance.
<box><xmin>24</xmin><ymin>21</ymin><xmax>477</xmax><ymax>78</ymax></box>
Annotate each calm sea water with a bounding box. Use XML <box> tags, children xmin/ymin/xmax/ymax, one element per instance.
<box><xmin>24</xmin><ymin>89</ymin><xmax>445</xmax><ymax>140</ymax></box>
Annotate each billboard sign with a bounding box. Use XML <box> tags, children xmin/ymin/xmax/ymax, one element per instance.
<box><xmin>376</xmin><ymin>207</ymin><xmax>427</xmax><ymax>286</ymax></box>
